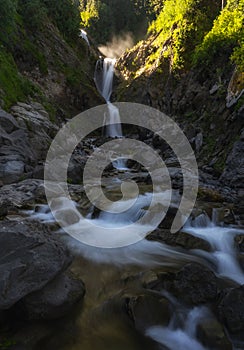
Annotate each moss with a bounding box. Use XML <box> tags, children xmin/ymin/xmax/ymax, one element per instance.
<box><xmin>213</xmin><ymin>157</ymin><xmax>226</xmax><ymax>173</ymax></box>
<box><xmin>235</xmin><ymin>93</ymin><xmax>244</xmax><ymax>111</ymax></box>
<box><xmin>204</xmin><ymin>135</ymin><xmax>216</xmax><ymax>154</ymax></box>
<box><xmin>193</xmin><ymin>0</ymin><xmax>243</xmax><ymax>70</ymax></box>
<box><xmin>197</xmin><ymin>187</ymin><xmax>224</xmax><ymax>202</ymax></box>
<box><xmin>0</xmin><ymin>48</ymin><xmax>38</xmax><ymax>109</ymax></box>
<box><xmin>41</xmin><ymin>100</ymin><xmax>57</xmax><ymax>123</ymax></box>
<box><xmin>22</xmin><ymin>39</ymin><xmax>48</xmax><ymax>74</ymax></box>
<box><xmin>0</xmin><ymin>338</ymin><xmax>16</xmax><ymax>349</ymax></box>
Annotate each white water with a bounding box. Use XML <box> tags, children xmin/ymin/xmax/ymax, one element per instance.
<box><xmin>184</xmin><ymin>213</ymin><xmax>244</xmax><ymax>284</ymax></box>
<box><xmin>27</xmin><ymin>193</ymin><xmax>200</xmax><ymax>266</ymax></box>
<box><xmin>79</xmin><ymin>29</ymin><xmax>90</xmax><ymax>46</ymax></box>
<box><xmin>27</xmin><ymin>201</ymin><xmax>243</xmax><ymax>283</ymax></box>
<box><xmin>147</xmin><ymin>306</ymin><xmax>209</xmax><ymax>350</ymax></box>
<box><xmin>94</xmin><ymin>58</ymin><xmax>123</xmax><ymax>138</ymax></box>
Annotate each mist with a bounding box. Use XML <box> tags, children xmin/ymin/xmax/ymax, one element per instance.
<box><xmin>98</xmin><ymin>33</ymin><xmax>134</xmax><ymax>58</ymax></box>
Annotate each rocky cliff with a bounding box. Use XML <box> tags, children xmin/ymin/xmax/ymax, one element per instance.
<box><xmin>116</xmin><ymin>25</ymin><xmax>244</xmax><ymax>203</ymax></box>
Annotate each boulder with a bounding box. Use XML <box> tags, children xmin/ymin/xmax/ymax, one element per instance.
<box><xmin>18</xmin><ymin>271</ymin><xmax>85</xmax><ymax>320</ymax></box>
<box><xmin>147</xmin><ymin>229</ymin><xmax>211</xmax><ymax>251</ymax></box>
<box><xmin>0</xmin><ymin>104</ymin><xmax>58</xmax><ymax>185</ymax></box>
<box><xmin>126</xmin><ymin>294</ymin><xmax>171</xmax><ymax>332</ymax></box>
<box><xmin>220</xmin><ymin>139</ymin><xmax>244</xmax><ymax>188</ymax></box>
<box><xmin>218</xmin><ymin>285</ymin><xmax>244</xmax><ymax>340</ymax></box>
<box><xmin>0</xmin><ymin>220</ymin><xmax>72</xmax><ymax>310</ymax></box>
<box><xmin>170</xmin><ymin>263</ymin><xmax>218</xmax><ymax>305</ymax></box>
<box><xmin>0</xmin><ymin>179</ymin><xmax>46</xmax><ymax>215</ymax></box>
<box><xmin>197</xmin><ymin>317</ymin><xmax>232</xmax><ymax>350</ymax></box>
<box><xmin>235</xmin><ymin>234</ymin><xmax>244</xmax><ymax>252</ymax></box>
<box><xmin>0</xmin><ymin>159</ymin><xmax>25</xmax><ymax>184</ymax></box>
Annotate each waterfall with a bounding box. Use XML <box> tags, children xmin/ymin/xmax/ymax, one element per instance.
<box><xmin>184</xmin><ymin>212</ymin><xmax>244</xmax><ymax>284</ymax></box>
<box><xmin>79</xmin><ymin>29</ymin><xmax>90</xmax><ymax>46</ymax></box>
<box><xmin>94</xmin><ymin>58</ymin><xmax>123</xmax><ymax>138</ymax></box>
<box><xmin>147</xmin><ymin>306</ymin><xmax>209</xmax><ymax>350</ymax></box>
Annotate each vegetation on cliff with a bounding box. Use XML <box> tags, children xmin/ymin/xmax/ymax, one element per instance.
<box><xmin>0</xmin><ymin>0</ymin><xmax>99</xmax><ymax>113</ymax></box>
<box><xmin>194</xmin><ymin>0</ymin><xmax>244</xmax><ymax>71</ymax></box>
<box><xmin>80</xmin><ymin>0</ymin><xmax>164</xmax><ymax>45</ymax></box>
<box><xmin>118</xmin><ymin>0</ymin><xmax>243</xmax><ymax>78</ymax></box>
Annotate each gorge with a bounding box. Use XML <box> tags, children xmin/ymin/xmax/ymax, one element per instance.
<box><xmin>0</xmin><ymin>0</ymin><xmax>243</xmax><ymax>349</ymax></box>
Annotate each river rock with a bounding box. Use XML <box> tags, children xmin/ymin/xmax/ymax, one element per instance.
<box><xmin>218</xmin><ymin>285</ymin><xmax>244</xmax><ymax>340</ymax></box>
<box><xmin>0</xmin><ymin>105</ymin><xmax>58</xmax><ymax>185</ymax></box>
<box><xmin>126</xmin><ymin>294</ymin><xmax>171</xmax><ymax>332</ymax></box>
<box><xmin>235</xmin><ymin>234</ymin><xmax>244</xmax><ymax>252</ymax></box>
<box><xmin>0</xmin><ymin>179</ymin><xmax>46</xmax><ymax>215</ymax></box>
<box><xmin>220</xmin><ymin>138</ymin><xmax>244</xmax><ymax>188</ymax></box>
<box><xmin>0</xmin><ymin>220</ymin><xmax>72</xmax><ymax>310</ymax></box>
<box><xmin>18</xmin><ymin>271</ymin><xmax>85</xmax><ymax>320</ymax></box>
<box><xmin>169</xmin><ymin>263</ymin><xmax>218</xmax><ymax>305</ymax></box>
<box><xmin>197</xmin><ymin>317</ymin><xmax>232</xmax><ymax>350</ymax></box>
<box><xmin>0</xmin><ymin>159</ymin><xmax>25</xmax><ymax>184</ymax></box>
<box><xmin>147</xmin><ymin>228</ymin><xmax>211</xmax><ymax>251</ymax></box>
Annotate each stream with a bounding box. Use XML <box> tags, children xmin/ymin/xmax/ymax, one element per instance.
<box><xmin>23</xmin><ymin>56</ymin><xmax>244</xmax><ymax>350</ymax></box>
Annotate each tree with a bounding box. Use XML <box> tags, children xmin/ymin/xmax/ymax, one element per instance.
<box><xmin>18</xmin><ymin>0</ymin><xmax>47</xmax><ymax>30</ymax></box>
<box><xmin>0</xmin><ymin>0</ymin><xmax>18</xmax><ymax>46</ymax></box>
<box><xmin>43</xmin><ymin>0</ymin><xmax>81</xmax><ymax>39</ymax></box>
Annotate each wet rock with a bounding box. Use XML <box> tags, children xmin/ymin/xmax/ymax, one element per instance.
<box><xmin>67</xmin><ymin>154</ymin><xmax>86</xmax><ymax>184</ymax></box>
<box><xmin>0</xmin><ymin>159</ymin><xmax>25</xmax><ymax>184</ymax></box>
<box><xmin>220</xmin><ymin>139</ymin><xmax>244</xmax><ymax>188</ymax></box>
<box><xmin>0</xmin><ymin>220</ymin><xmax>72</xmax><ymax>310</ymax></box>
<box><xmin>32</xmin><ymin>164</ymin><xmax>44</xmax><ymax>179</ymax></box>
<box><xmin>140</xmin><ymin>271</ymin><xmax>160</xmax><ymax>289</ymax></box>
<box><xmin>54</xmin><ymin>207</ymin><xmax>80</xmax><ymax>226</ymax></box>
<box><xmin>126</xmin><ymin>294</ymin><xmax>171</xmax><ymax>332</ymax></box>
<box><xmin>197</xmin><ymin>317</ymin><xmax>232</xmax><ymax>350</ymax></box>
<box><xmin>197</xmin><ymin>187</ymin><xmax>225</xmax><ymax>202</ymax></box>
<box><xmin>157</xmin><ymin>206</ymin><xmax>178</xmax><ymax>230</ymax></box>
<box><xmin>152</xmin><ymin>134</ymin><xmax>169</xmax><ymax>152</ymax></box>
<box><xmin>234</xmin><ymin>234</ymin><xmax>244</xmax><ymax>252</ymax></box>
<box><xmin>0</xmin><ymin>179</ymin><xmax>45</xmax><ymax>212</ymax></box>
<box><xmin>19</xmin><ymin>271</ymin><xmax>85</xmax><ymax>320</ymax></box>
<box><xmin>218</xmin><ymin>285</ymin><xmax>244</xmax><ymax>340</ymax></box>
<box><xmin>170</xmin><ymin>263</ymin><xmax>218</xmax><ymax>305</ymax></box>
<box><xmin>147</xmin><ymin>229</ymin><xmax>211</xmax><ymax>251</ymax></box>
<box><xmin>0</xmin><ymin>105</ymin><xmax>57</xmax><ymax>185</ymax></box>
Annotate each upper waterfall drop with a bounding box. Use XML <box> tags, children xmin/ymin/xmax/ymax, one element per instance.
<box><xmin>79</xmin><ymin>29</ymin><xmax>90</xmax><ymax>46</ymax></box>
<box><xmin>94</xmin><ymin>57</ymin><xmax>123</xmax><ymax>139</ymax></box>
<box><xmin>94</xmin><ymin>57</ymin><xmax>116</xmax><ymax>103</ymax></box>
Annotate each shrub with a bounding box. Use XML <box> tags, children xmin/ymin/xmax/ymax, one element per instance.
<box><xmin>193</xmin><ymin>0</ymin><xmax>243</xmax><ymax>70</ymax></box>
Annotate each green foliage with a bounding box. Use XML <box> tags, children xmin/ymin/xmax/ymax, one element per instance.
<box><xmin>0</xmin><ymin>337</ymin><xmax>16</xmax><ymax>349</ymax></box>
<box><xmin>18</xmin><ymin>0</ymin><xmax>47</xmax><ymax>30</ymax></box>
<box><xmin>147</xmin><ymin>0</ymin><xmax>220</xmax><ymax>70</ymax></box>
<box><xmin>193</xmin><ymin>0</ymin><xmax>244</xmax><ymax>70</ymax></box>
<box><xmin>146</xmin><ymin>0</ymin><xmax>164</xmax><ymax>18</ymax></box>
<box><xmin>80</xmin><ymin>0</ymin><xmax>99</xmax><ymax>26</ymax></box>
<box><xmin>44</xmin><ymin>0</ymin><xmax>81</xmax><ymax>40</ymax></box>
<box><xmin>0</xmin><ymin>0</ymin><xmax>18</xmax><ymax>47</ymax></box>
<box><xmin>21</xmin><ymin>39</ymin><xmax>48</xmax><ymax>74</ymax></box>
<box><xmin>0</xmin><ymin>48</ymin><xmax>37</xmax><ymax>109</ymax></box>
<box><xmin>80</xmin><ymin>0</ymin><xmax>150</xmax><ymax>44</ymax></box>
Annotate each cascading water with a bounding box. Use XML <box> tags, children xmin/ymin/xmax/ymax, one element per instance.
<box><xmin>147</xmin><ymin>306</ymin><xmax>210</xmax><ymax>350</ymax></box>
<box><xmin>94</xmin><ymin>58</ymin><xmax>123</xmax><ymax>138</ymax></box>
<box><xmin>94</xmin><ymin>57</ymin><xmax>126</xmax><ymax>169</ymax></box>
<box><xmin>184</xmin><ymin>212</ymin><xmax>244</xmax><ymax>284</ymax></box>
<box><xmin>79</xmin><ymin>29</ymin><xmax>90</xmax><ymax>46</ymax></box>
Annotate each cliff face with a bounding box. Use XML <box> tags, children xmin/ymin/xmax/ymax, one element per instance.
<box><xmin>115</xmin><ymin>0</ymin><xmax>243</xmax><ymax>189</ymax></box>
<box><xmin>116</xmin><ymin>34</ymin><xmax>244</xmax><ymax>188</ymax></box>
<box><xmin>0</xmin><ymin>13</ymin><xmax>102</xmax><ymax>119</ymax></box>
<box><xmin>115</xmin><ymin>44</ymin><xmax>244</xmax><ymax>226</ymax></box>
